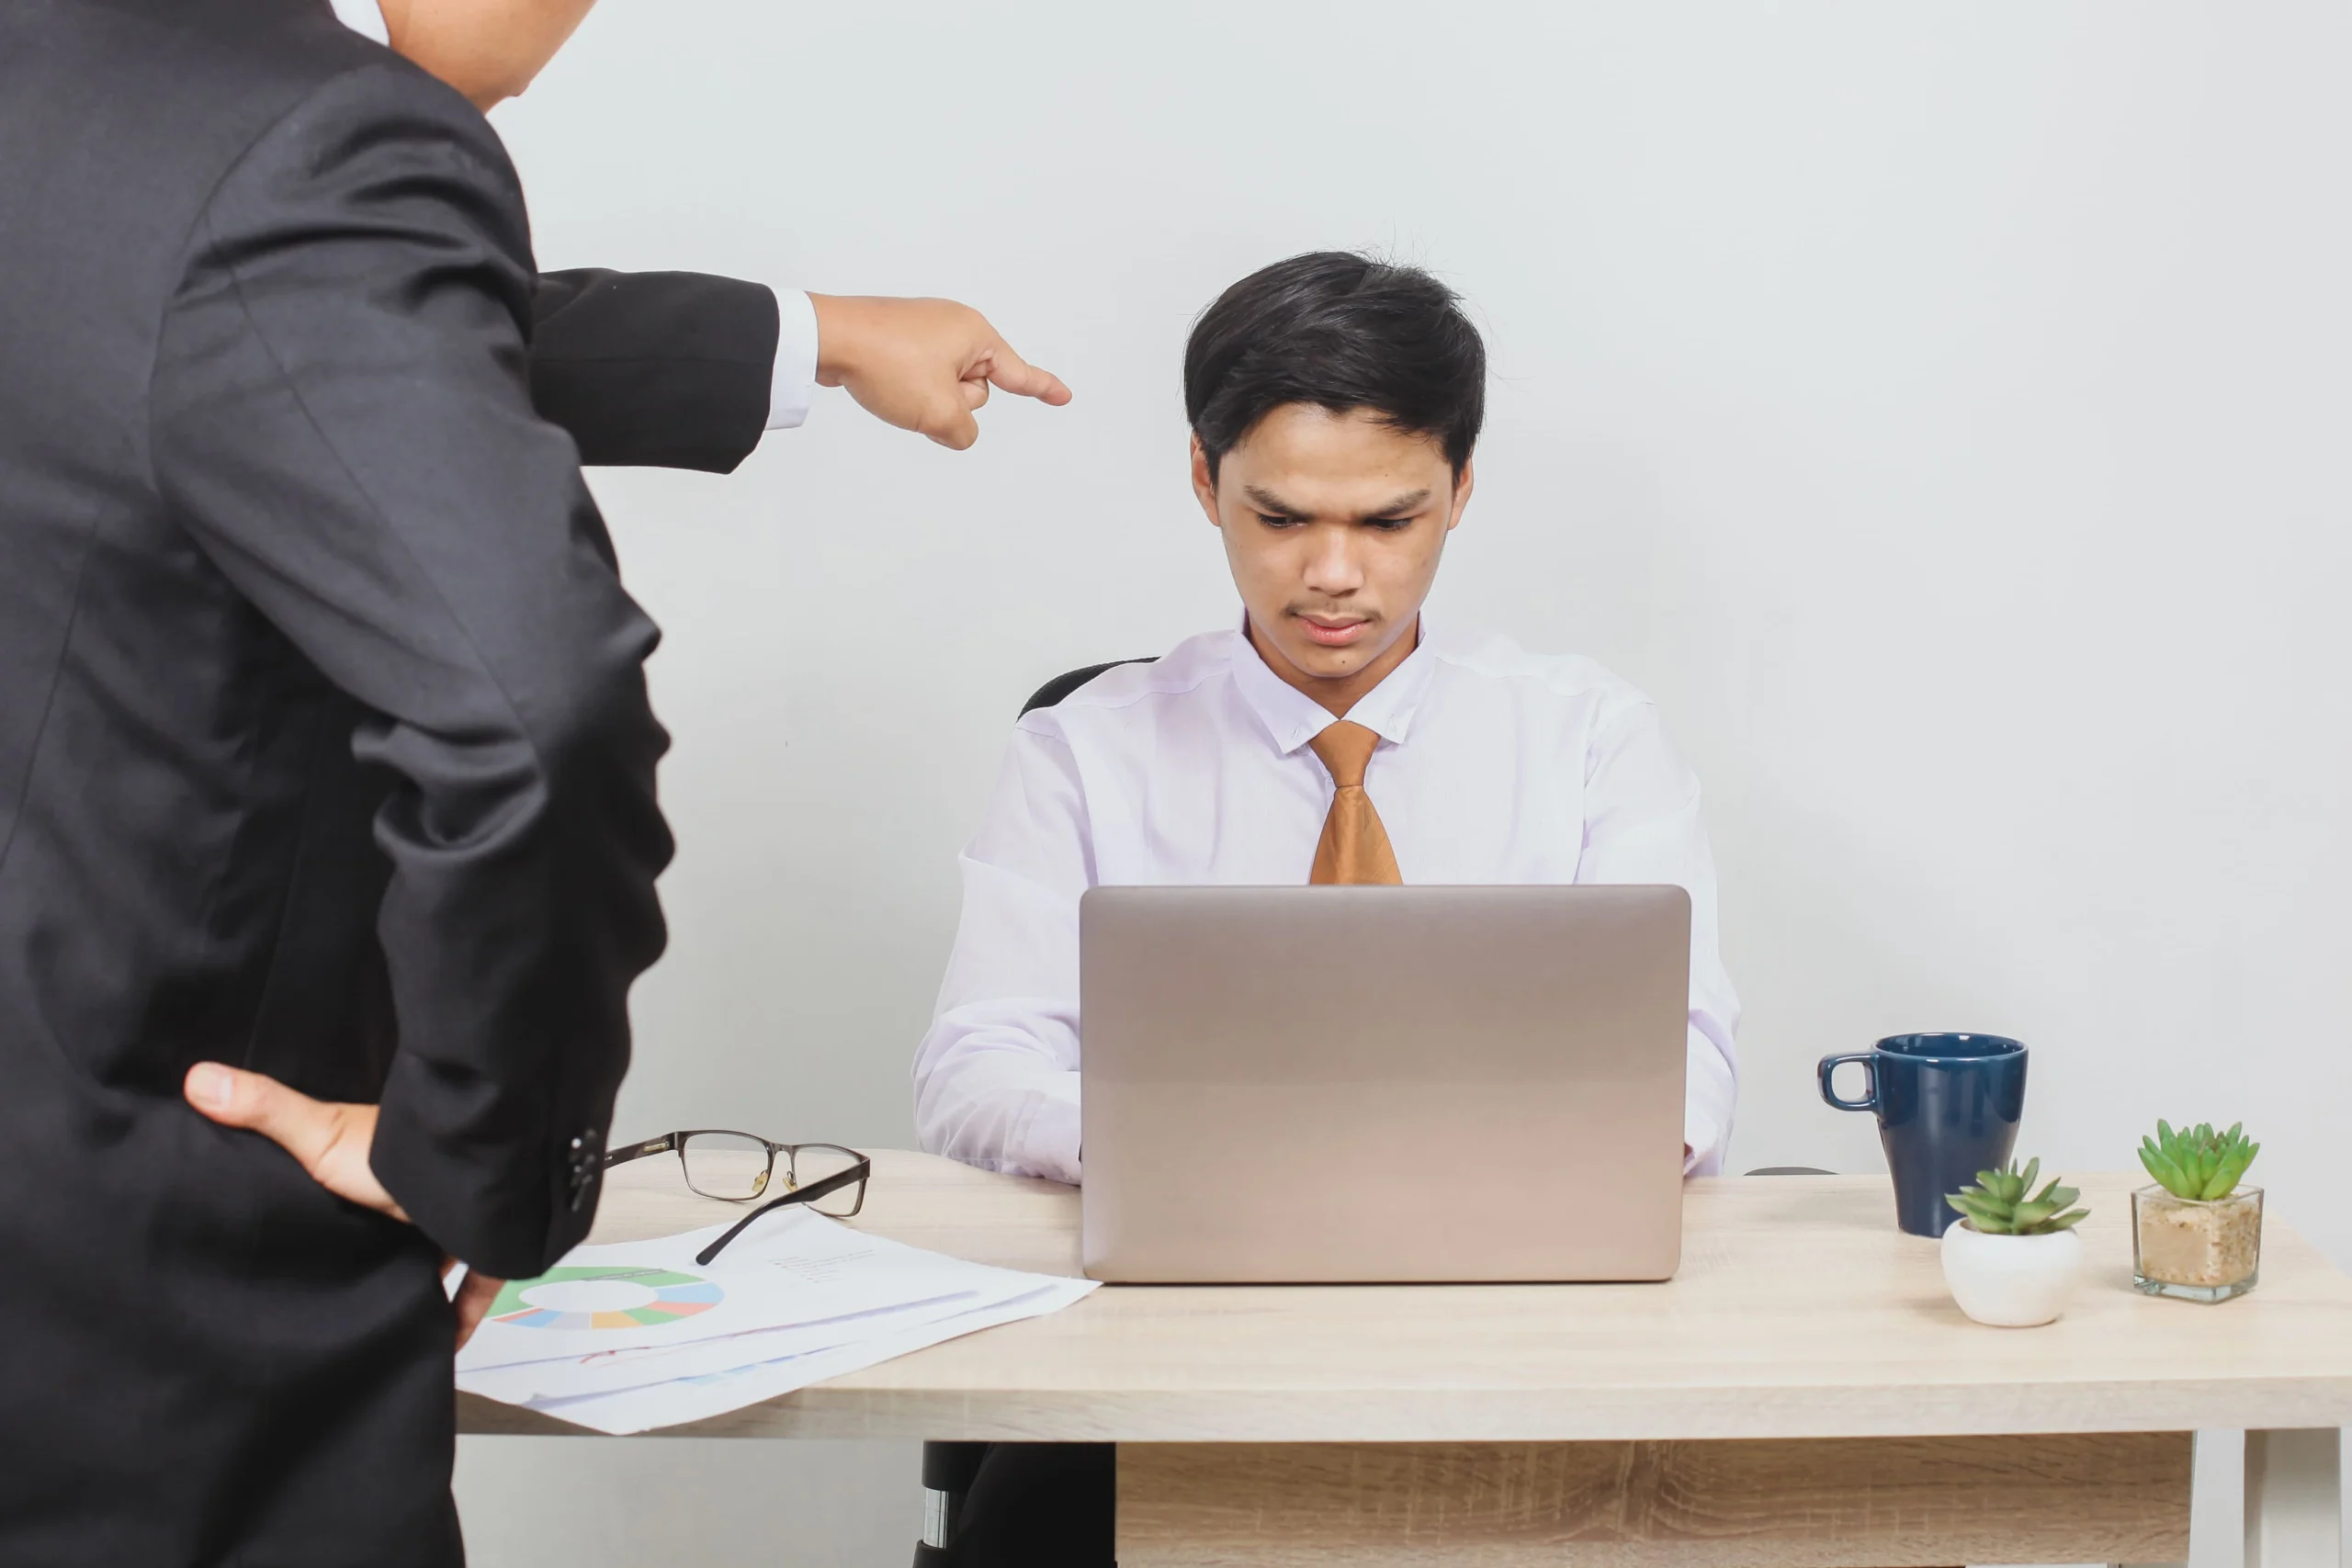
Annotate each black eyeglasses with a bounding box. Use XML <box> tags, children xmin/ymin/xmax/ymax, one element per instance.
<box><xmin>605</xmin><ymin>1131</ymin><xmax>871</xmax><ymax>1265</ymax></box>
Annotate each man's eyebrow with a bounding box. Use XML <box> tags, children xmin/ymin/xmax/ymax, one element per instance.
<box><xmin>1239</xmin><ymin>485</ymin><xmax>1434</xmax><ymax>520</ymax></box>
<box><xmin>1242</xmin><ymin>484</ymin><xmax>1305</xmax><ymax>516</ymax></box>
<box><xmin>1360</xmin><ymin>488</ymin><xmax>1432</xmax><ymax>519</ymax></box>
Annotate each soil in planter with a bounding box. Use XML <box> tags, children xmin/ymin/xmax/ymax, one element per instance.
<box><xmin>2138</xmin><ymin>1198</ymin><xmax>2259</xmax><ymax>1288</ymax></box>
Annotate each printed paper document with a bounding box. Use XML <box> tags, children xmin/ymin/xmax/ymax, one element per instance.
<box><xmin>456</xmin><ymin>1208</ymin><xmax>1094</xmax><ymax>1434</ymax></box>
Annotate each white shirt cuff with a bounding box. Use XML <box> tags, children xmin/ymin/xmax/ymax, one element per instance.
<box><xmin>1683</xmin><ymin>1109</ymin><xmax>1725</xmax><ymax>1177</ymax></box>
<box><xmin>1018</xmin><ymin>1091</ymin><xmax>1083</xmax><ymax>1187</ymax></box>
<box><xmin>766</xmin><ymin>288</ymin><xmax>819</xmax><ymax>430</ymax></box>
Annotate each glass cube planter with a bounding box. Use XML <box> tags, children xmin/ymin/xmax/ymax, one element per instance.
<box><xmin>2132</xmin><ymin>1183</ymin><xmax>2262</xmax><ymax>1303</ymax></box>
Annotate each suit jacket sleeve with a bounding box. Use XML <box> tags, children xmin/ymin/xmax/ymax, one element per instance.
<box><xmin>530</xmin><ymin>269</ymin><xmax>781</xmax><ymax>473</ymax></box>
<box><xmin>148</xmin><ymin>63</ymin><xmax>671</xmax><ymax>1280</ymax></box>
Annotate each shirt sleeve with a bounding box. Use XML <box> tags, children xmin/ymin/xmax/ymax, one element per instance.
<box><xmin>912</xmin><ymin>723</ymin><xmax>1095</xmax><ymax>1184</ymax></box>
<box><xmin>1577</xmin><ymin>698</ymin><xmax>1742</xmax><ymax>1176</ymax></box>
<box><xmin>766</xmin><ymin>288</ymin><xmax>819</xmax><ymax>430</ymax></box>
<box><xmin>148</xmin><ymin>65</ymin><xmax>672</xmax><ymax>1280</ymax></box>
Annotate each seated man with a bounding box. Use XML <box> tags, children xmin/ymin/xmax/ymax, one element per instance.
<box><xmin>915</xmin><ymin>249</ymin><xmax>1739</xmax><ymax>1188</ymax></box>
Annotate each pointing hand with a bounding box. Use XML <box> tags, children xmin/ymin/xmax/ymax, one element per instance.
<box><xmin>811</xmin><ymin>295</ymin><xmax>1070</xmax><ymax>450</ymax></box>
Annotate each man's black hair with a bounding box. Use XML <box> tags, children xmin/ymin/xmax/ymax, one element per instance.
<box><xmin>1183</xmin><ymin>251</ymin><xmax>1486</xmax><ymax>484</ymax></box>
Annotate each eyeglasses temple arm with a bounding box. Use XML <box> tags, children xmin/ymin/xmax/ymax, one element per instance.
<box><xmin>602</xmin><ymin>1133</ymin><xmax>679</xmax><ymax>1170</ymax></box>
<box><xmin>694</xmin><ymin>1159</ymin><xmax>871</xmax><ymax>1266</ymax></box>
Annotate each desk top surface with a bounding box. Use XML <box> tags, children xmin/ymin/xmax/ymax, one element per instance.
<box><xmin>458</xmin><ymin>1150</ymin><xmax>2352</xmax><ymax>1442</ymax></box>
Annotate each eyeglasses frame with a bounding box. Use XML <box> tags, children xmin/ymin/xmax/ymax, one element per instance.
<box><xmin>602</xmin><ymin>1129</ymin><xmax>872</xmax><ymax>1265</ymax></box>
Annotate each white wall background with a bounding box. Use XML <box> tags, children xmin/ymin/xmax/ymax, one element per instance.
<box><xmin>456</xmin><ymin>3</ymin><xmax>2352</xmax><ymax>1562</ymax></box>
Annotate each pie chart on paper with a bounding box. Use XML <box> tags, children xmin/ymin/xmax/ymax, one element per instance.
<box><xmin>487</xmin><ymin>1265</ymin><xmax>725</xmax><ymax>1331</ymax></box>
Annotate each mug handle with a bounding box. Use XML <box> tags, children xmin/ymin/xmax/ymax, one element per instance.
<box><xmin>1818</xmin><ymin>1053</ymin><xmax>1879</xmax><ymax>1111</ymax></box>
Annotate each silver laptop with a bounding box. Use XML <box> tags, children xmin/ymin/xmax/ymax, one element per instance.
<box><xmin>1080</xmin><ymin>885</ymin><xmax>1690</xmax><ymax>1283</ymax></box>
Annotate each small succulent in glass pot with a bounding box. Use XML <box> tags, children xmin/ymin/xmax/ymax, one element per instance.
<box><xmin>2133</xmin><ymin>1121</ymin><xmax>2262</xmax><ymax>1303</ymax></box>
<box><xmin>1939</xmin><ymin>1159</ymin><xmax>2090</xmax><ymax>1326</ymax></box>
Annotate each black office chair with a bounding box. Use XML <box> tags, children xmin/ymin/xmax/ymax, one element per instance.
<box><xmin>1018</xmin><ymin>658</ymin><xmax>1155</xmax><ymax>718</ymax></box>
<box><xmin>911</xmin><ymin>660</ymin><xmax>1149</xmax><ymax>1568</ymax></box>
<box><xmin>911</xmin><ymin>1441</ymin><xmax>991</xmax><ymax>1566</ymax></box>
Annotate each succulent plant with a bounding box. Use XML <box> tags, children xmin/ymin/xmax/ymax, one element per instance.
<box><xmin>2139</xmin><ymin>1120</ymin><xmax>2259</xmax><ymax>1201</ymax></box>
<box><xmin>1947</xmin><ymin>1157</ymin><xmax>2090</xmax><ymax>1235</ymax></box>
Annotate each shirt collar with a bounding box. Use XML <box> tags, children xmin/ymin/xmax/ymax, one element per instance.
<box><xmin>329</xmin><ymin>0</ymin><xmax>390</xmax><ymax>45</ymax></box>
<box><xmin>1227</xmin><ymin>615</ymin><xmax>1441</xmax><ymax>756</ymax></box>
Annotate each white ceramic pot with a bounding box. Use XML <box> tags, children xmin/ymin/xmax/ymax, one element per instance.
<box><xmin>1939</xmin><ymin>1221</ymin><xmax>2083</xmax><ymax>1326</ymax></box>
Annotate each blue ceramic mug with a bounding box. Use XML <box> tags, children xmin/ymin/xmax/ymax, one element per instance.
<box><xmin>1818</xmin><ymin>1032</ymin><xmax>2028</xmax><ymax>1236</ymax></box>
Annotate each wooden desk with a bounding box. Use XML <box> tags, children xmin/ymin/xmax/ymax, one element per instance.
<box><xmin>461</xmin><ymin>1152</ymin><xmax>2352</xmax><ymax>1567</ymax></box>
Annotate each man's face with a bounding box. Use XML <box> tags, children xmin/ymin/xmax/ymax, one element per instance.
<box><xmin>1193</xmin><ymin>404</ymin><xmax>1473</xmax><ymax>691</ymax></box>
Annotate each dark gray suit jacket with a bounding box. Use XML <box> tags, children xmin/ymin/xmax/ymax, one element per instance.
<box><xmin>0</xmin><ymin>2</ymin><xmax>780</xmax><ymax>1561</ymax></box>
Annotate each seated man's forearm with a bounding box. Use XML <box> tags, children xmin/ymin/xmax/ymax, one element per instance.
<box><xmin>1683</xmin><ymin>1021</ymin><xmax>1739</xmax><ymax>1176</ymax></box>
<box><xmin>915</xmin><ymin>1030</ymin><xmax>1082</xmax><ymax>1184</ymax></box>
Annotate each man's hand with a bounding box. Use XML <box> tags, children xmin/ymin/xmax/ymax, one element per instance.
<box><xmin>448</xmin><ymin>1263</ymin><xmax>504</xmax><ymax>1350</ymax></box>
<box><xmin>811</xmin><ymin>295</ymin><xmax>1071</xmax><ymax>450</ymax></box>
<box><xmin>186</xmin><ymin>1062</ymin><xmax>407</xmax><ymax>1218</ymax></box>
<box><xmin>186</xmin><ymin>1062</ymin><xmax>506</xmax><ymax>1347</ymax></box>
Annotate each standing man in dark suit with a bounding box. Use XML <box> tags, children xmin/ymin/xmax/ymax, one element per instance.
<box><xmin>0</xmin><ymin>2</ymin><xmax>1067</xmax><ymax>1563</ymax></box>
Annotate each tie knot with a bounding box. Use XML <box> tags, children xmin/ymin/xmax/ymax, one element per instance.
<box><xmin>1309</xmin><ymin>720</ymin><xmax>1381</xmax><ymax>789</ymax></box>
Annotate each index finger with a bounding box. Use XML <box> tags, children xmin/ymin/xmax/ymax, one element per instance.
<box><xmin>980</xmin><ymin>341</ymin><xmax>1072</xmax><ymax>406</ymax></box>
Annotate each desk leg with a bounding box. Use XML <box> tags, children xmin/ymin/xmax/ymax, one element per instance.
<box><xmin>2246</xmin><ymin>1429</ymin><xmax>2342</xmax><ymax>1568</ymax></box>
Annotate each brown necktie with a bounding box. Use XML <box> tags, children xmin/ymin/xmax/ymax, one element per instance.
<box><xmin>1307</xmin><ymin>720</ymin><xmax>1402</xmax><ymax>886</ymax></box>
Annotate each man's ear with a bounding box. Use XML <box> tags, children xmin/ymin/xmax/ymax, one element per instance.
<box><xmin>1190</xmin><ymin>434</ymin><xmax>1223</xmax><ymax>529</ymax></box>
<box><xmin>1445</xmin><ymin>457</ymin><xmax>1476</xmax><ymax>532</ymax></box>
